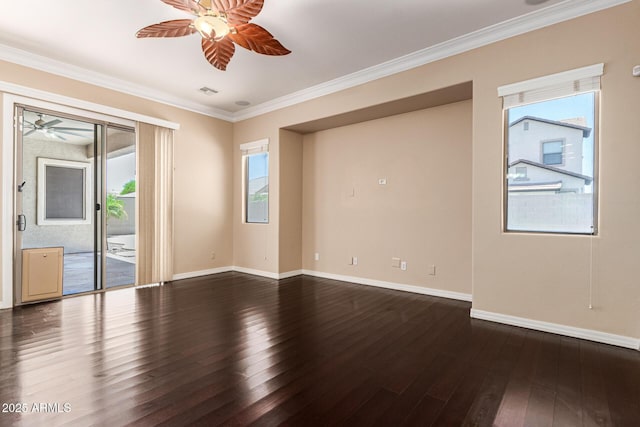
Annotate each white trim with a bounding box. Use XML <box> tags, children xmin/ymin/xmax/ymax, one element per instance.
<box><xmin>0</xmin><ymin>81</ymin><xmax>180</xmax><ymax>129</ymax></box>
<box><xmin>233</xmin><ymin>0</ymin><xmax>628</xmax><ymax>121</ymax></box>
<box><xmin>301</xmin><ymin>269</ymin><xmax>472</xmax><ymax>302</ymax></box>
<box><xmin>471</xmin><ymin>309</ymin><xmax>640</xmax><ymax>350</ymax></box>
<box><xmin>278</xmin><ymin>270</ymin><xmax>303</xmax><ymax>279</ymax></box>
<box><xmin>172</xmin><ymin>267</ymin><xmax>233</xmax><ymax>281</ymax></box>
<box><xmin>171</xmin><ymin>266</ymin><xmax>301</xmax><ymax>281</ymax></box>
<box><xmin>497</xmin><ymin>63</ymin><xmax>604</xmax><ymax>97</ymax></box>
<box><xmin>239</xmin><ymin>138</ymin><xmax>269</xmax><ymax>152</ymax></box>
<box><xmin>0</xmin><ymin>1</ymin><xmax>629</xmax><ymax>123</ymax></box>
<box><xmin>1</xmin><ymin>94</ymin><xmax>13</xmax><ymax>309</ymax></box>
<box><xmin>232</xmin><ymin>266</ymin><xmax>280</xmax><ymax>280</ymax></box>
<box><xmin>0</xmin><ymin>43</ymin><xmax>233</xmax><ymax>122</ymax></box>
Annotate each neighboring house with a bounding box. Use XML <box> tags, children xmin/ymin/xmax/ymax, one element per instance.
<box><xmin>248</xmin><ymin>176</ymin><xmax>268</xmax><ymax>196</ymax></box>
<box><xmin>507</xmin><ymin>116</ymin><xmax>592</xmax><ymax>193</ymax></box>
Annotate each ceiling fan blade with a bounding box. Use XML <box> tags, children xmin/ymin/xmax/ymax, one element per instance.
<box><xmin>202</xmin><ymin>37</ymin><xmax>235</xmax><ymax>71</ymax></box>
<box><xmin>51</xmin><ymin>127</ymin><xmax>94</xmax><ymax>132</ymax></box>
<box><xmin>24</xmin><ymin>129</ymin><xmax>36</xmax><ymax>136</ymax></box>
<box><xmin>230</xmin><ymin>23</ymin><xmax>290</xmax><ymax>56</ymax></box>
<box><xmin>213</xmin><ymin>0</ymin><xmax>263</xmax><ymax>25</ymax></box>
<box><xmin>42</xmin><ymin>119</ymin><xmax>63</xmax><ymax>128</ymax></box>
<box><xmin>53</xmin><ymin>130</ymin><xmax>93</xmax><ymax>139</ymax></box>
<box><xmin>136</xmin><ymin>19</ymin><xmax>197</xmax><ymax>38</ymax></box>
<box><xmin>160</xmin><ymin>0</ymin><xmax>205</xmax><ymax>15</ymax></box>
<box><xmin>52</xmin><ymin>133</ymin><xmax>67</xmax><ymax>141</ymax></box>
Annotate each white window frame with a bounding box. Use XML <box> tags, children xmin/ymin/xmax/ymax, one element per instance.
<box><xmin>37</xmin><ymin>157</ymin><xmax>92</xmax><ymax>225</ymax></box>
<box><xmin>541</xmin><ymin>139</ymin><xmax>564</xmax><ymax>166</ymax></box>
<box><xmin>240</xmin><ymin>138</ymin><xmax>269</xmax><ymax>224</ymax></box>
<box><xmin>499</xmin><ymin>64</ymin><xmax>602</xmax><ymax>235</ymax></box>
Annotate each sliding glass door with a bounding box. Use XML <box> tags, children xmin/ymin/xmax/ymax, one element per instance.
<box><xmin>15</xmin><ymin>106</ymin><xmax>136</xmax><ymax>301</ymax></box>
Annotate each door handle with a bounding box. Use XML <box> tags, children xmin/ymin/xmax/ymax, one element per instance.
<box><xmin>17</xmin><ymin>214</ymin><xmax>26</xmax><ymax>231</ymax></box>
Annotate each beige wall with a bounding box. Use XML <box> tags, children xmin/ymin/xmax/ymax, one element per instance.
<box><xmin>1</xmin><ymin>1</ymin><xmax>638</xmax><ymax>341</ymax></box>
<box><xmin>232</xmin><ymin>119</ymin><xmax>280</xmax><ymax>273</ymax></box>
<box><xmin>233</xmin><ymin>1</ymin><xmax>640</xmax><ymax>340</ymax></box>
<box><xmin>278</xmin><ymin>129</ymin><xmax>303</xmax><ymax>273</ymax></box>
<box><xmin>0</xmin><ymin>60</ymin><xmax>234</xmax><ymax>304</ymax></box>
<box><xmin>302</xmin><ymin>101</ymin><xmax>472</xmax><ymax>293</ymax></box>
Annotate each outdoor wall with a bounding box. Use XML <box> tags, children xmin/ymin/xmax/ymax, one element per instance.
<box><xmin>234</xmin><ymin>1</ymin><xmax>640</xmax><ymax>341</ymax></box>
<box><xmin>302</xmin><ymin>101</ymin><xmax>472</xmax><ymax>294</ymax></box>
<box><xmin>22</xmin><ymin>138</ymin><xmax>93</xmax><ymax>253</ymax></box>
<box><xmin>0</xmin><ymin>59</ymin><xmax>234</xmax><ymax>305</ymax></box>
<box><xmin>509</xmin><ymin>120</ymin><xmax>586</xmax><ymax>174</ymax></box>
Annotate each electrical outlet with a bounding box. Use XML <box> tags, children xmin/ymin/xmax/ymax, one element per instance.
<box><xmin>352</xmin><ymin>256</ymin><xmax>358</xmax><ymax>266</ymax></box>
<box><xmin>429</xmin><ymin>265</ymin><xmax>436</xmax><ymax>276</ymax></box>
<box><xmin>400</xmin><ymin>261</ymin><xmax>407</xmax><ymax>271</ymax></box>
<box><xmin>378</xmin><ymin>178</ymin><xmax>387</xmax><ymax>185</ymax></box>
<box><xmin>314</xmin><ymin>252</ymin><xmax>320</xmax><ymax>261</ymax></box>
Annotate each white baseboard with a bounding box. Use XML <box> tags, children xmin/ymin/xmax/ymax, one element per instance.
<box><xmin>171</xmin><ymin>267</ymin><xmax>470</xmax><ymax>302</ymax></box>
<box><xmin>231</xmin><ymin>266</ymin><xmax>280</xmax><ymax>279</ymax></box>
<box><xmin>278</xmin><ymin>270</ymin><xmax>303</xmax><ymax>279</ymax></box>
<box><xmin>172</xmin><ymin>266</ymin><xmax>302</xmax><ymax>281</ymax></box>
<box><xmin>301</xmin><ymin>269</ymin><xmax>472</xmax><ymax>302</ymax></box>
<box><xmin>172</xmin><ymin>267</ymin><xmax>233</xmax><ymax>281</ymax></box>
<box><xmin>471</xmin><ymin>309</ymin><xmax>640</xmax><ymax>350</ymax></box>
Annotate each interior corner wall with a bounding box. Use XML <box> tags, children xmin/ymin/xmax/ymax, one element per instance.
<box><xmin>232</xmin><ymin>120</ymin><xmax>280</xmax><ymax>274</ymax></box>
<box><xmin>278</xmin><ymin>129</ymin><xmax>303</xmax><ymax>274</ymax></box>
<box><xmin>231</xmin><ymin>1</ymin><xmax>640</xmax><ymax>341</ymax></box>
<box><xmin>0</xmin><ymin>60</ymin><xmax>234</xmax><ymax>308</ymax></box>
<box><xmin>302</xmin><ymin>100</ymin><xmax>472</xmax><ymax>293</ymax></box>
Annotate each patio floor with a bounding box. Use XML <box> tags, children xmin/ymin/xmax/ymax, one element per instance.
<box><xmin>64</xmin><ymin>252</ymin><xmax>135</xmax><ymax>295</ymax></box>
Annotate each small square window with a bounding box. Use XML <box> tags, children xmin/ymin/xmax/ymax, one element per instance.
<box><xmin>542</xmin><ymin>140</ymin><xmax>563</xmax><ymax>165</ymax></box>
<box><xmin>515</xmin><ymin>166</ymin><xmax>527</xmax><ymax>180</ymax></box>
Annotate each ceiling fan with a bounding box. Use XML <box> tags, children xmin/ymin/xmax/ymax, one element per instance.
<box><xmin>24</xmin><ymin>114</ymin><xmax>93</xmax><ymax>141</ymax></box>
<box><xmin>136</xmin><ymin>0</ymin><xmax>291</xmax><ymax>71</ymax></box>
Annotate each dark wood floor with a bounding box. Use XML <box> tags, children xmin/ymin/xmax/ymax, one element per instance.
<box><xmin>1</xmin><ymin>273</ymin><xmax>638</xmax><ymax>426</ymax></box>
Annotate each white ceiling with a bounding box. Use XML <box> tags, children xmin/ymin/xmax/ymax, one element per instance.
<box><xmin>0</xmin><ymin>0</ymin><xmax>623</xmax><ymax>121</ymax></box>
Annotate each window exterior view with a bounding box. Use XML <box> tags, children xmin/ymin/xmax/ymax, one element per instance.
<box><xmin>246</xmin><ymin>152</ymin><xmax>269</xmax><ymax>223</ymax></box>
<box><xmin>505</xmin><ymin>92</ymin><xmax>597</xmax><ymax>234</ymax></box>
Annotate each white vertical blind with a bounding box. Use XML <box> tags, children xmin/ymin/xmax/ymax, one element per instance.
<box><xmin>137</xmin><ymin>123</ymin><xmax>174</xmax><ymax>285</ymax></box>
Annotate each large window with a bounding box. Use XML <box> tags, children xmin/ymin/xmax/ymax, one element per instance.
<box><xmin>245</xmin><ymin>152</ymin><xmax>269</xmax><ymax>223</ymax></box>
<box><xmin>500</xmin><ymin>64</ymin><xmax>602</xmax><ymax>234</ymax></box>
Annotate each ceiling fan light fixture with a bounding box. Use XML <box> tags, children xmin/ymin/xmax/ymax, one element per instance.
<box><xmin>193</xmin><ymin>14</ymin><xmax>230</xmax><ymax>40</ymax></box>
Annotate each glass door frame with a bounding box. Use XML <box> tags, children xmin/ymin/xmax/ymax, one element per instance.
<box><xmin>13</xmin><ymin>104</ymin><xmax>136</xmax><ymax>302</ymax></box>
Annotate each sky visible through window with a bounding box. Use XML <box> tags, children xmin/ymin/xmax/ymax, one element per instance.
<box><xmin>508</xmin><ymin>92</ymin><xmax>595</xmax><ymax>176</ymax></box>
<box><xmin>248</xmin><ymin>152</ymin><xmax>268</xmax><ymax>180</ymax></box>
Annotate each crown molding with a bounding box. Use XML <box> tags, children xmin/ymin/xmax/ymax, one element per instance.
<box><xmin>0</xmin><ymin>0</ymin><xmax>630</xmax><ymax>124</ymax></box>
<box><xmin>0</xmin><ymin>43</ymin><xmax>235</xmax><ymax>122</ymax></box>
<box><xmin>235</xmin><ymin>0</ymin><xmax>630</xmax><ymax>121</ymax></box>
